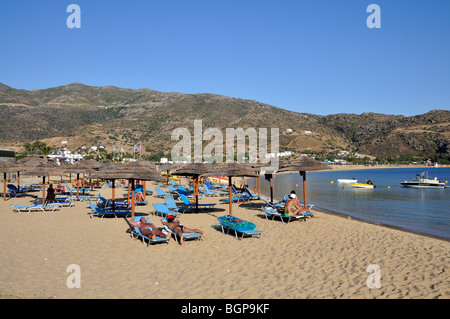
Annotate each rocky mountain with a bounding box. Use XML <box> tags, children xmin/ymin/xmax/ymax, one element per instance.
<box><xmin>0</xmin><ymin>82</ymin><xmax>449</xmax><ymax>161</ymax></box>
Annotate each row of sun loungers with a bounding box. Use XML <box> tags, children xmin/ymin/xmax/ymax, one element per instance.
<box><xmin>8</xmin><ymin>178</ymin><xmax>316</xmax><ymax>246</ymax></box>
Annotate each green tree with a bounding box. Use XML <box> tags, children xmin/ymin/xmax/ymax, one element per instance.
<box><xmin>39</xmin><ymin>145</ymin><xmax>53</xmax><ymax>161</ymax></box>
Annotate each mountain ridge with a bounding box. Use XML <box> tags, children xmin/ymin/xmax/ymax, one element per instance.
<box><xmin>0</xmin><ymin>82</ymin><xmax>448</xmax><ymax>162</ymax></box>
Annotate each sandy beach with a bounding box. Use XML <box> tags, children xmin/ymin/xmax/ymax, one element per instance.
<box><xmin>0</xmin><ymin>176</ymin><xmax>448</xmax><ymax>300</ymax></box>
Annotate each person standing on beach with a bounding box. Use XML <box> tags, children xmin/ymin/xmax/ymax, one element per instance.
<box><xmin>46</xmin><ymin>184</ymin><xmax>56</xmax><ymax>203</ymax></box>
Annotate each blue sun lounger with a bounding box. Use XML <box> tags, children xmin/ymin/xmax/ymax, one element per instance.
<box><xmin>155</xmin><ymin>188</ymin><xmax>168</xmax><ymax>198</ymax></box>
<box><xmin>219</xmin><ymin>195</ymin><xmax>250</xmax><ymax>203</ymax></box>
<box><xmin>11</xmin><ymin>204</ymin><xmax>59</xmax><ymax>213</ymax></box>
<box><xmin>179</xmin><ymin>194</ymin><xmax>216</xmax><ymax>210</ymax></box>
<box><xmin>262</xmin><ymin>207</ymin><xmax>307</xmax><ymax>223</ymax></box>
<box><xmin>170</xmin><ymin>179</ymin><xmax>178</xmax><ymax>187</ymax></box>
<box><xmin>164</xmin><ymin>195</ymin><xmax>190</xmax><ymax>213</ymax></box>
<box><xmin>6</xmin><ymin>184</ymin><xmax>28</xmax><ymax>197</ymax></box>
<box><xmin>8</xmin><ymin>184</ymin><xmax>33</xmax><ymax>193</ymax></box>
<box><xmin>202</xmin><ymin>184</ymin><xmax>228</xmax><ymax>197</ymax></box>
<box><xmin>64</xmin><ymin>183</ymin><xmax>91</xmax><ymax>196</ymax></box>
<box><xmin>242</xmin><ymin>186</ymin><xmax>259</xmax><ymax>200</ymax></box>
<box><xmin>161</xmin><ymin>217</ymin><xmax>203</xmax><ymax>244</ymax></box>
<box><xmin>88</xmin><ymin>202</ymin><xmax>131</xmax><ymax>218</ymax></box>
<box><xmin>152</xmin><ymin>203</ymin><xmax>180</xmax><ymax>218</ymax></box>
<box><xmin>97</xmin><ymin>195</ymin><xmax>129</xmax><ymax>209</ymax></box>
<box><xmin>260</xmin><ymin>197</ymin><xmax>285</xmax><ymax>208</ymax></box>
<box><xmin>129</xmin><ymin>216</ymin><xmax>170</xmax><ymax>246</ymax></box>
<box><xmin>32</xmin><ymin>200</ymin><xmax>75</xmax><ymax>208</ymax></box>
<box><xmin>217</xmin><ymin>215</ymin><xmax>261</xmax><ymax>240</ymax></box>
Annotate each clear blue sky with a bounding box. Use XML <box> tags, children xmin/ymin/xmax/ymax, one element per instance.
<box><xmin>1</xmin><ymin>0</ymin><xmax>449</xmax><ymax>116</ymax></box>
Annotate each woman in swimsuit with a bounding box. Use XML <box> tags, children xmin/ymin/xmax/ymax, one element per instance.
<box><xmin>162</xmin><ymin>215</ymin><xmax>206</xmax><ymax>245</ymax></box>
<box><xmin>284</xmin><ymin>194</ymin><xmax>305</xmax><ymax>217</ymax></box>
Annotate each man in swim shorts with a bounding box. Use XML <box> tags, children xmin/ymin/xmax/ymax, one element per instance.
<box><xmin>162</xmin><ymin>215</ymin><xmax>206</xmax><ymax>245</ymax></box>
<box><xmin>130</xmin><ymin>217</ymin><xmax>168</xmax><ymax>240</ymax></box>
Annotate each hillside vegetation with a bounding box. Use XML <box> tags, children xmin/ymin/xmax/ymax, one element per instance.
<box><xmin>0</xmin><ymin>83</ymin><xmax>448</xmax><ymax>162</ymax></box>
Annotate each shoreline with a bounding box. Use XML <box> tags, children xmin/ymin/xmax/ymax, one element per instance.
<box><xmin>255</xmin><ymin>185</ymin><xmax>450</xmax><ymax>243</ymax></box>
<box><xmin>324</xmin><ymin>164</ymin><xmax>447</xmax><ymax>172</ymax></box>
<box><xmin>247</xmin><ymin>165</ymin><xmax>449</xmax><ymax>242</ymax></box>
<box><xmin>1</xmin><ymin>176</ymin><xmax>449</xmax><ymax>299</ymax></box>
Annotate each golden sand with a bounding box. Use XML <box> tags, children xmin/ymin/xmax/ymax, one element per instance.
<box><xmin>0</xmin><ymin>177</ymin><xmax>448</xmax><ymax>299</ymax></box>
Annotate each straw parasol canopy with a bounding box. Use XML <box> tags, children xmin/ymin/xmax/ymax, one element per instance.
<box><xmin>172</xmin><ymin>162</ymin><xmax>213</xmax><ymax>212</ymax></box>
<box><xmin>276</xmin><ymin>156</ymin><xmax>330</xmax><ymax>208</ymax></box>
<box><xmin>201</xmin><ymin>162</ymin><xmax>259</xmax><ymax>215</ymax></box>
<box><xmin>156</xmin><ymin>162</ymin><xmax>185</xmax><ymax>184</ymax></box>
<box><xmin>17</xmin><ymin>156</ymin><xmax>48</xmax><ymax>168</ymax></box>
<box><xmin>92</xmin><ymin>162</ymin><xmax>165</xmax><ymax>219</ymax></box>
<box><xmin>249</xmin><ymin>160</ymin><xmax>287</xmax><ymax>203</ymax></box>
<box><xmin>0</xmin><ymin>161</ymin><xmax>22</xmax><ymax>201</ymax></box>
<box><xmin>21</xmin><ymin>161</ymin><xmax>62</xmax><ymax>206</ymax></box>
<box><xmin>62</xmin><ymin>160</ymin><xmax>103</xmax><ymax>197</ymax></box>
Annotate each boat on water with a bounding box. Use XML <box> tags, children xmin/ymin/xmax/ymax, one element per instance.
<box><xmin>337</xmin><ymin>178</ymin><xmax>357</xmax><ymax>184</ymax></box>
<box><xmin>400</xmin><ymin>171</ymin><xmax>446</xmax><ymax>189</ymax></box>
<box><xmin>341</xmin><ymin>182</ymin><xmax>375</xmax><ymax>189</ymax></box>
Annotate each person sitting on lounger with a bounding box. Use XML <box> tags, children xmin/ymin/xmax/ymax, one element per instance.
<box><xmin>46</xmin><ymin>184</ymin><xmax>56</xmax><ymax>203</ymax></box>
<box><xmin>284</xmin><ymin>193</ymin><xmax>307</xmax><ymax>217</ymax></box>
<box><xmin>162</xmin><ymin>215</ymin><xmax>206</xmax><ymax>245</ymax></box>
<box><xmin>129</xmin><ymin>217</ymin><xmax>169</xmax><ymax>240</ymax></box>
<box><xmin>135</xmin><ymin>191</ymin><xmax>145</xmax><ymax>203</ymax></box>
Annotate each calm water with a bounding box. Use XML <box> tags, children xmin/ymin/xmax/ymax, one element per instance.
<box><xmin>249</xmin><ymin>167</ymin><xmax>450</xmax><ymax>240</ymax></box>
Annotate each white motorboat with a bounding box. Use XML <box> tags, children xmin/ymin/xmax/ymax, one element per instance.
<box><xmin>400</xmin><ymin>171</ymin><xmax>446</xmax><ymax>189</ymax></box>
<box><xmin>337</xmin><ymin>178</ymin><xmax>357</xmax><ymax>184</ymax></box>
<box><xmin>341</xmin><ymin>182</ymin><xmax>374</xmax><ymax>189</ymax></box>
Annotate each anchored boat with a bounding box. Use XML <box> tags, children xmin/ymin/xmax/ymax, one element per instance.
<box><xmin>400</xmin><ymin>171</ymin><xmax>446</xmax><ymax>189</ymax></box>
<box><xmin>341</xmin><ymin>182</ymin><xmax>375</xmax><ymax>189</ymax></box>
<box><xmin>337</xmin><ymin>178</ymin><xmax>357</xmax><ymax>184</ymax></box>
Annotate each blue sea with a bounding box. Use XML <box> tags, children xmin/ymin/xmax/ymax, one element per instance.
<box><xmin>248</xmin><ymin>167</ymin><xmax>450</xmax><ymax>240</ymax></box>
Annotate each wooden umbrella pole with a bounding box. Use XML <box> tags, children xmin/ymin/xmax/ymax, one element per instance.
<box><xmin>127</xmin><ymin>182</ymin><xmax>131</xmax><ymax>203</ymax></box>
<box><xmin>228</xmin><ymin>176</ymin><xmax>232</xmax><ymax>216</ymax></box>
<box><xmin>112</xmin><ymin>179</ymin><xmax>116</xmax><ymax>211</ymax></box>
<box><xmin>3</xmin><ymin>174</ymin><xmax>5</xmax><ymax>201</ymax></box>
<box><xmin>76</xmin><ymin>173</ymin><xmax>80</xmax><ymax>198</ymax></box>
<box><xmin>195</xmin><ymin>176</ymin><xmax>199</xmax><ymax>213</ymax></box>
<box><xmin>82</xmin><ymin>173</ymin><xmax>86</xmax><ymax>195</ymax></box>
<box><xmin>131</xmin><ymin>178</ymin><xmax>135</xmax><ymax>219</ymax></box>
<box><xmin>42</xmin><ymin>176</ymin><xmax>46</xmax><ymax>206</ymax></box>
<box><xmin>270</xmin><ymin>178</ymin><xmax>274</xmax><ymax>204</ymax></box>
<box><xmin>143</xmin><ymin>180</ymin><xmax>146</xmax><ymax>200</ymax></box>
<box><xmin>258</xmin><ymin>176</ymin><xmax>260</xmax><ymax>197</ymax></box>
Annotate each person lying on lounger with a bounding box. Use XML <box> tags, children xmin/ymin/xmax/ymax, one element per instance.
<box><xmin>162</xmin><ymin>215</ymin><xmax>206</xmax><ymax>245</ymax></box>
<box><xmin>129</xmin><ymin>217</ymin><xmax>169</xmax><ymax>240</ymax></box>
<box><xmin>284</xmin><ymin>193</ymin><xmax>308</xmax><ymax>217</ymax></box>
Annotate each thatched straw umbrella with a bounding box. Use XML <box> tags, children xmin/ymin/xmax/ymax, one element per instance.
<box><xmin>93</xmin><ymin>162</ymin><xmax>164</xmax><ymax>219</ymax></box>
<box><xmin>21</xmin><ymin>162</ymin><xmax>62</xmax><ymax>206</ymax></box>
<box><xmin>0</xmin><ymin>161</ymin><xmax>22</xmax><ymax>201</ymax></box>
<box><xmin>62</xmin><ymin>160</ymin><xmax>102</xmax><ymax>197</ymax></box>
<box><xmin>156</xmin><ymin>163</ymin><xmax>185</xmax><ymax>184</ymax></box>
<box><xmin>276</xmin><ymin>156</ymin><xmax>329</xmax><ymax>208</ymax></box>
<box><xmin>201</xmin><ymin>162</ymin><xmax>259</xmax><ymax>216</ymax></box>
<box><xmin>172</xmin><ymin>163</ymin><xmax>212</xmax><ymax>213</ymax></box>
<box><xmin>251</xmin><ymin>160</ymin><xmax>288</xmax><ymax>203</ymax></box>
